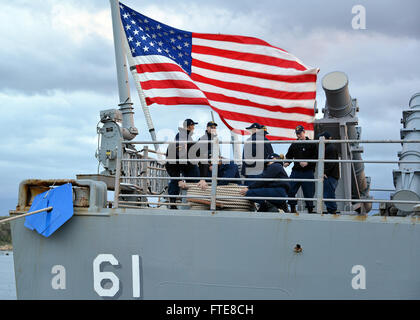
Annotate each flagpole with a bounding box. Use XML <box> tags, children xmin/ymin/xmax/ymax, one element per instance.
<box><xmin>109</xmin><ymin>0</ymin><xmax>138</xmax><ymax>140</ymax></box>
<box><xmin>124</xmin><ymin>46</ymin><xmax>163</xmax><ymax>159</ymax></box>
<box><xmin>211</xmin><ymin>111</ymin><xmax>215</xmax><ymax>122</ymax></box>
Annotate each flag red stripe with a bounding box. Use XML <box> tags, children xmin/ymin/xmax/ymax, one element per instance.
<box><xmin>136</xmin><ymin>63</ymin><xmax>186</xmax><ymax>74</ymax></box>
<box><xmin>203</xmin><ymin>91</ymin><xmax>315</xmax><ymax>116</ymax></box>
<box><xmin>192</xmin><ymin>59</ymin><xmax>316</xmax><ymax>83</ymax></box>
<box><xmin>193</xmin><ymin>33</ymin><xmax>288</xmax><ymax>53</ymax></box>
<box><xmin>218</xmin><ymin>116</ymin><xmax>296</xmax><ymax>140</ymax></box>
<box><xmin>192</xmin><ymin>73</ymin><xmax>316</xmax><ymax>100</ymax></box>
<box><xmin>145</xmin><ymin>96</ymin><xmax>210</xmax><ymax>106</ymax></box>
<box><xmin>192</xmin><ymin>45</ymin><xmax>307</xmax><ymax>71</ymax></box>
<box><xmin>264</xmin><ymin>135</ymin><xmax>295</xmax><ymax>141</ymax></box>
<box><xmin>140</xmin><ymin>79</ymin><xmax>200</xmax><ymax>90</ymax></box>
<box><xmin>211</xmin><ymin>106</ymin><xmax>314</xmax><ymax>130</ymax></box>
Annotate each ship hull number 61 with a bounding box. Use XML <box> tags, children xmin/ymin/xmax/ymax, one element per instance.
<box><xmin>52</xmin><ymin>254</ymin><xmax>141</xmax><ymax>298</ymax></box>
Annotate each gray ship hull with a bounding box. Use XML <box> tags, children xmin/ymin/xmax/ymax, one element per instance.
<box><xmin>10</xmin><ymin>208</ymin><xmax>420</xmax><ymax>299</ymax></box>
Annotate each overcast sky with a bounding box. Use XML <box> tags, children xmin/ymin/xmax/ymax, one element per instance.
<box><xmin>1</xmin><ymin>0</ymin><xmax>419</xmax><ymax>215</ymax></box>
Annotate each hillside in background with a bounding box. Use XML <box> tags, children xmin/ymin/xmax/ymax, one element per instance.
<box><xmin>0</xmin><ymin>222</ymin><xmax>12</xmax><ymax>248</ymax></box>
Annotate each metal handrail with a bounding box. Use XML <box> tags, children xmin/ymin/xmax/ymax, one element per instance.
<box><xmin>113</xmin><ymin>138</ymin><xmax>420</xmax><ymax>213</ymax></box>
<box><xmin>118</xmin><ymin>193</ymin><xmax>420</xmax><ymax>205</ymax></box>
<box><xmin>120</xmin><ymin>158</ymin><xmax>420</xmax><ymax>164</ymax></box>
<box><xmin>123</xmin><ymin>139</ymin><xmax>420</xmax><ymax>144</ymax></box>
<box><xmin>119</xmin><ymin>176</ymin><xmax>319</xmax><ymax>182</ymax></box>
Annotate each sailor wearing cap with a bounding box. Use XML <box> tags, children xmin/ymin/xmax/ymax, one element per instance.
<box><xmin>165</xmin><ymin>118</ymin><xmax>200</xmax><ymax>209</ymax></box>
<box><xmin>211</xmin><ymin>158</ymin><xmax>240</xmax><ymax>185</ymax></box>
<box><xmin>261</xmin><ymin>125</ymin><xmax>268</xmax><ymax>135</ymax></box>
<box><xmin>198</xmin><ymin>156</ymin><xmax>241</xmax><ymax>188</ymax></box>
<box><xmin>317</xmin><ymin>131</ymin><xmax>339</xmax><ymax>214</ymax></box>
<box><xmin>240</xmin><ymin>153</ymin><xmax>290</xmax><ymax>212</ymax></box>
<box><xmin>196</xmin><ymin>121</ymin><xmax>219</xmax><ymax>186</ymax></box>
<box><xmin>283</xmin><ymin>125</ymin><xmax>318</xmax><ymax>213</ymax></box>
<box><xmin>241</xmin><ymin>123</ymin><xmax>274</xmax><ymax>186</ymax></box>
<box><xmin>195</xmin><ymin>121</ymin><xmax>241</xmax><ymax>190</ymax></box>
<box><xmin>261</xmin><ymin>125</ymin><xmax>273</xmax><ymax>150</ymax></box>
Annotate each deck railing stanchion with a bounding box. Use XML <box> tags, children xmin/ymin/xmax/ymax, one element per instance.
<box><xmin>210</xmin><ymin>137</ymin><xmax>220</xmax><ymax>210</ymax></box>
<box><xmin>316</xmin><ymin>137</ymin><xmax>325</xmax><ymax>214</ymax></box>
<box><xmin>113</xmin><ymin>140</ymin><xmax>122</xmax><ymax>208</ymax></box>
<box><xmin>142</xmin><ymin>146</ymin><xmax>149</xmax><ymax>191</ymax></box>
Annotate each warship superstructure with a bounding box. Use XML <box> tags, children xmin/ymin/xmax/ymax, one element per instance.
<box><xmin>7</xmin><ymin>1</ymin><xmax>420</xmax><ymax>300</ymax></box>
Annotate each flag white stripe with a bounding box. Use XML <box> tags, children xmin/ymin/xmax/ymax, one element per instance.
<box><xmin>192</xmin><ymin>52</ymin><xmax>318</xmax><ymax>76</ymax></box>
<box><xmin>143</xmin><ymin>87</ymin><xmax>208</xmax><ymax>99</ymax></box>
<box><xmin>131</xmin><ymin>54</ymin><xmax>178</xmax><ymax>66</ymax></box>
<box><xmin>208</xmin><ymin>100</ymin><xmax>315</xmax><ymax>123</ymax></box>
<box><xmin>137</xmin><ymin>70</ymin><xmax>192</xmax><ymax>82</ymax></box>
<box><xmin>223</xmin><ymin>118</ymin><xmax>314</xmax><ymax>139</ymax></box>
<box><xmin>192</xmin><ymin>66</ymin><xmax>316</xmax><ymax>93</ymax></box>
<box><xmin>193</xmin><ymin>38</ymin><xmax>310</xmax><ymax>68</ymax></box>
<box><xmin>133</xmin><ymin>55</ymin><xmax>316</xmax><ymax>92</ymax></box>
<box><xmin>194</xmin><ymin>81</ymin><xmax>315</xmax><ymax>109</ymax></box>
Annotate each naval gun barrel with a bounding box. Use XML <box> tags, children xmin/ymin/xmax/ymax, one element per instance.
<box><xmin>316</xmin><ymin>71</ymin><xmax>371</xmax><ymax>213</ymax></box>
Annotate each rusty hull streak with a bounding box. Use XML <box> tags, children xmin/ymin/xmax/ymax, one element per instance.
<box><xmin>411</xmin><ymin>216</ymin><xmax>420</xmax><ymax>225</ymax></box>
<box><xmin>17</xmin><ymin>179</ymin><xmax>91</xmax><ymax>211</ymax></box>
<box><xmin>353</xmin><ymin>214</ymin><xmax>368</xmax><ymax>221</ymax></box>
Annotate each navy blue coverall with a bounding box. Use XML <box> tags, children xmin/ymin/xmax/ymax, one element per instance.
<box><xmin>285</xmin><ymin>137</ymin><xmax>318</xmax><ymax>210</ymax></box>
<box><xmin>245</xmin><ymin>162</ymin><xmax>290</xmax><ymax>208</ymax></box>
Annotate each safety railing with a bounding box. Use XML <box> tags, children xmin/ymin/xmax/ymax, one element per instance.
<box><xmin>113</xmin><ymin>138</ymin><xmax>420</xmax><ymax>215</ymax></box>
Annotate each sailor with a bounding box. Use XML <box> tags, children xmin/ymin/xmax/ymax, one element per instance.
<box><xmin>261</xmin><ymin>125</ymin><xmax>269</xmax><ymax>136</ymax></box>
<box><xmin>196</xmin><ymin>121</ymin><xmax>219</xmax><ymax>189</ymax></box>
<box><xmin>240</xmin><ymin>153</ymin><xmax>290</xmax><ymax>212</ymax></box>
<box><xmin>261</xmin><ymin>124</ymin><xmax>274</xmax><ymax>162</ymax></box>
<box><xmin>317</xmin><ymin>131</ymin><xmax>339</xmax><ymax>214</ymax></box>
<box><xmin>261</xmin><ymin>125</ymin><xmax>274</xmax><ymax>154</ymax></box>
<box><xmin>207</xmin><ymin>157</ymin><xmax>241</xmax><ymax>186</ymax></box>
<box><xmin>165</xmin><ymin>118</ymin><xmax>200</xmax><ymax>209</ymax></box>
<box><xmin>241</xmin><ymin>123</ymin><xmax>274</xmax><ymax>186</ymax></box>
<box><xmin>283</xmin><ymin>125</ymin><xmax>318</xmax><ymax>213</ymax></box>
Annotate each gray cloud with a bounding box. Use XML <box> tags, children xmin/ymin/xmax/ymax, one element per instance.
<box><xmin>193</xmin><ymin>0</ymin><xmax>420</xmax><ymax>38</ymax></box>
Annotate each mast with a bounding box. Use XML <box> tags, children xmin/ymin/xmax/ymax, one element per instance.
<box><xmin>109</xmin><ymin>0</ymin><xmax>138</xmax><ymax>140</ymax></box>
<box><xmin>114</xmin><ymin>0</ymin><xmax>162</xmax><ymax>157</ymax></box>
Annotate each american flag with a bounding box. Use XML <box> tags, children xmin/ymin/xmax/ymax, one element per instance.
<box><xmin>119</xmin><ymin>2</ymin><xmax>319</xmax><ymax>140</ymax></box>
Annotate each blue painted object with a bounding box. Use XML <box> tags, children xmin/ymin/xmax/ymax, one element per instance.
<box><xmin>24</xmin><ymin>183</ymin><xmax>74</xmax><ymax>237</ymax></box>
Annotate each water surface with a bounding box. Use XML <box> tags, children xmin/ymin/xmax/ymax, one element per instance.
<box><xmin>0</xmin><ymin>251</ymin><xmax>16</xmax><ymax>300</ymax></box>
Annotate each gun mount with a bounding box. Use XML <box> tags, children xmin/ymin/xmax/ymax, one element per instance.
<box><xmin>390</xmin><ymin>93</ymin><xmax>420</xmax><ymax>215</ymax></box>
<box><xmin>315</xmin><ymin>71</ymin><xmax>372</xmax><ymax>213</ymax></box>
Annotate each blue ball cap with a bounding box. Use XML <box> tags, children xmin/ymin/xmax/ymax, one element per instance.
<box><xmin>317</xmin><ymin>131</ymin><xmax>331</xmax><ymax>139</ymax></box>
<box><xmin>268</xmin><ymin>153</ymin><xmax>280</xmax><ymax>160</ymax></box>
<box><xmin>206</xmin><ymin>121</ymin><xmax>218</xmax><ymax>127</ymax></box>
<box><xmin>246</xmin><ymin>123</ymin><xmax>263</xmax><ymax>130</ymax></box>
<box><xmin>295</xmin><ymin>125</ymin><xmax>305</xmax><ymax>134</ymax></box>
<box><xmin>261</xmin><ymin>125</ymin><xmax>269</xmax><ymax>134</ymax></box>
<box><xmin>184</xmin><ymin>118</ymin><xmax>198</xmax><ymax>127</ymax></box>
